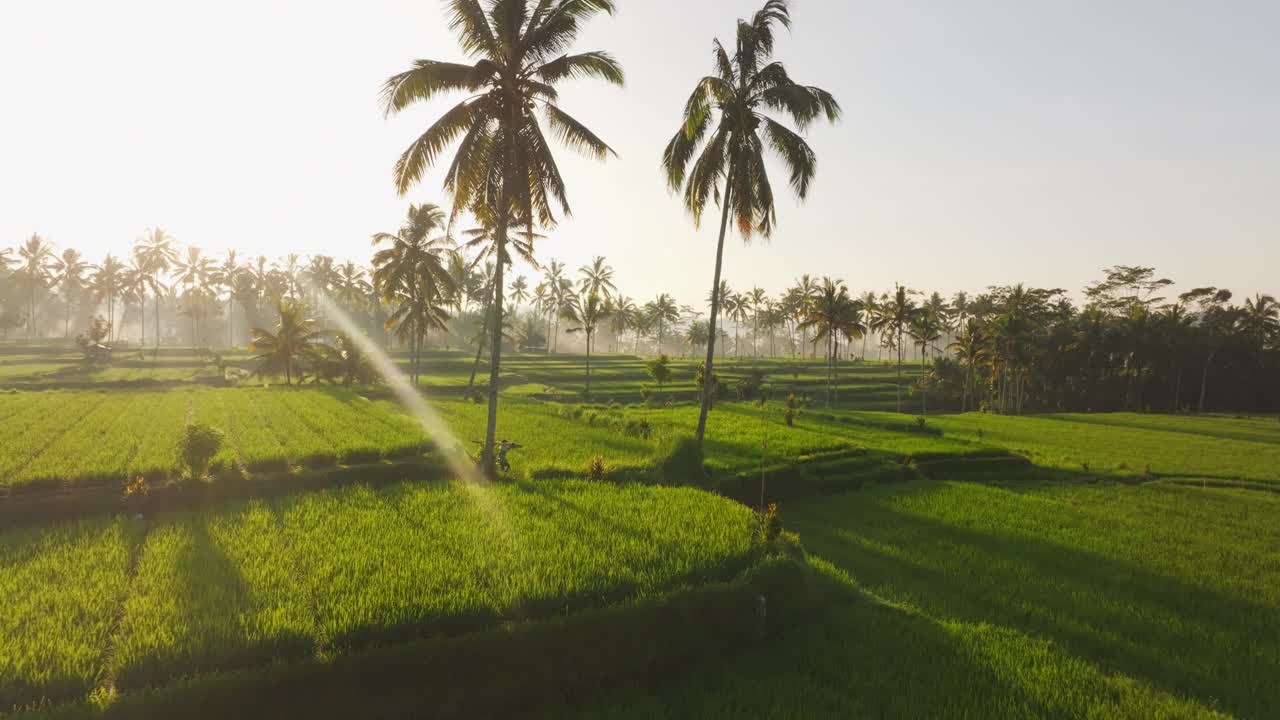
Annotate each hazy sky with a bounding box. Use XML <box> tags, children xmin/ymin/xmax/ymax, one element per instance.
<box><xmin>2</xmin><ymin>0</ymin><xmax>1277</xmax><ymax>307</ymax></box>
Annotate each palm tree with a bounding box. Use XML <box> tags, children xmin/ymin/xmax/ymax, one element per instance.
<box><xmin>947</xmin><ymin>319</ymin><xmax>987</xmax><ymax>413</ymax></box>
<box><xmin>509</xmin><ymin>275</ymin><xmax>531</xmax><ymax>316</ymax></box>
<box><xmin>134</xmin><ymin>228</ymin><xmax>178</xmax><ymax>348</ymax></box>
<box><xmin>607</xmin><ymin>295</ymin><xmax>638</xmax><ymax>354</ymax></box>
<box><xmin>790</xmin><ymin>275</ymin><xmax>819</xmax><ymax>357</ymax></box>
<box><xmin>249</xmin><ymin>301</ymin><xmax>326</xmax><ymax>386</ymax></box>
<box><xmin>218</xmin><ymin>250</ymin><xmax>242</xmax><ymax>347</ymax></box>
<box><xmin>871</xmin><ymin>284</ymin><xmax>918</xmax><ymax>413</ymax></box>
<box><xmin>174</xmin><ymin>247</ymin><xmax>216</xmax><ymax>347</ymax></box>
<box><xmin>372</xmin><ymin>203</ymin><xmax>457</xmax><ymax>385</ymax></box>
<box><xmin>383</xmin><ymin>0</ymin><xmax>624</xmax><ymax>471</ymax></box>
<box><xmin>910</xmin><ymin>307</ymin><xmax>944</xmax><ymax>415</ymax></box>
<box><xmin>561</xmin><ymin>290</ymin><xmax>610</xmax><ymax>399</ymax></box>
<box><xmin>860</xmin><ymin>290</ymin><xmax>879</xmax><ymax>361</ymax></box>
<box><xmin>797</xmin><ymin>278</ymin><xmax>861</xmax><ymax>405</ymax></box>
<box><xmin>662</xmin><ymin>0</ymin><xmax>840</xmax><ymax>445</ymax></box>
<box><xmin>1242</xmin><ymin>294</ymin><xmax>1280</xmax><ymax>349</ymax></box>
<box><xmin>89</xmin><ymin>255</ymin><xmax>126</xmax><ymax>335</ymax></box>
<box><xmin>747</xmin><ymin>287</ymin><xmax>768</xmax><ymax>359</ymax></box>
<box><xmin>705</xmin><ymin>281</ymin><xmax>731</xmax><ymax>358</ymax></box>
<box><xmin>578</xmin><ymin>256</ymin><xmax>617</xmax><ymax>299</ymax></box>
<box><xmin>16</xmin><ymin>234</ymin><xmax>56</xmax><ymax>337</ymax></box>
<box><xmin>51</xmin><ymin>249</ymin><xmax>93</xmax><ymax>338</ymax></box>
<box><xmin>646</xmin><ymin>293</ymin><xmax>681</xmax><ymax>355</ymax></box>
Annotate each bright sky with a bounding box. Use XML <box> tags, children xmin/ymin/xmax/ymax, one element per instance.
<box><xmin>2</xmin><ymin>0</ymin><xmax>1277</xmax><ymax>307</ymax></box>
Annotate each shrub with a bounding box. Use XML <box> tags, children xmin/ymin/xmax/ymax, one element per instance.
<box><xmin>645</xmin><ymin>355</ymin><xmax>672</xmax><ymax>388</ymax></box>
<box><xmin>756</xmin><ymin>503</ymin><xmax>782</xmax><ymax>542</ymax></box>
<box><xmin>734</xmin><ymin>369</ymin><xmax>768</xmax><ymax>401</ymax></box>
<box><xmin>586</xmin><ymin>454</ymin><xmax>606</xmax><ymax>481</ymax></box>
<box><xmin>623</xmin><ymin>418</ymin><xmax>653</xmax><ymax>440</ymax></box>
<box><xmin>178</xmin><ymin>422</ymin><xmax>224</xmax><ymax>482</ymax></box>
<box><xmin>783</xmin><ymin>394</ymin><xmax>799</xmax><ymax>428</ymax></box>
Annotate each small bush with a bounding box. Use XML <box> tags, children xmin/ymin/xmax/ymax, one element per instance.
<box><xmin>586</xmin><ymin>454</ymin><xmax>606</xmax><ymax>481</ymax></box>
<box><xmin>783</xmin><ymin>394</ymin><xmax>798</xmax><ymax>428</ymax></box>
<box><xmin>623</xmin><ymin>418</ymin><xmax>653</xmax><ymax>440</ymax></box>
<box><xmin>178</xmin><ymin>422</ymin><xmax>224</xmax><ymax>482</ymax></box>
<box><xmin>756</xmin><ymin>503</ymin><xmax>782</xmax><ymax>543</ymax></box>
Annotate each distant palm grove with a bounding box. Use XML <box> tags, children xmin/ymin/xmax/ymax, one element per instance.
<box><xmin>2</xmin><ymin>231</ymin><xmax>1277</xmax><ymax>415</ymax></box>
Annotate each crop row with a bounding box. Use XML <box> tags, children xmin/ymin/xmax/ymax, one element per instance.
<box><xmin>0</xmin><ymin>479</ymin><xmax>756</xmax><ymax>711</ymax></box>
<box><xmin>0</xmin><ymin>389</ymin><xmax>432</xmax><ymax>492</ymax></box>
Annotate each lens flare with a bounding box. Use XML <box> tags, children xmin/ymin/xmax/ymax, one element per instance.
<box><xmin>309</xmin><ymin>293</ymin><xmax>514</xmax><ymax>543</ymax></box>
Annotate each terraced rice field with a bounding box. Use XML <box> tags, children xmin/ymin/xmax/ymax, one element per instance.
<box><xmin>0</xmin><ymin>389</ymin><xmax>429</xmax><ymax>492</ymax></box>
<box><xmin>0</xmin><ymin>480</ymin><xmax>755</xmax><ymax>711</ymax></box>
<box><xmin>538</xmin><ymin>480</ymin><xmax>1280</xmax><ymax>719</ymax></box>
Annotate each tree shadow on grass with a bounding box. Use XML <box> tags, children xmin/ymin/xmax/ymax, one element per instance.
<box><xmin>536</xmin><ymin>575</ymin><xmax>1135</xmax><ymax>719</ymax></box>
<box><xmin>791</xmin><ymin>485</ymin><xmax>1279</xmax><ymax>719</ymax></box>
<box><xmin>115</xmin><ymin>511</ymin><xmax>312</xmax><ymax>692</ymax></box>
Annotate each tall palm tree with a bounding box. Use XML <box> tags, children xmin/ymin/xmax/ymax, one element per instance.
<box><xmin>662</xmin><ymin>0</ymin><xmax>840</xmax><ymax>445</ymax></box>
<box><xmin>578</xmin><ymin>256</ymin><xmax>617</xmax><ymax>299</ymax></box>
<box><xmin>16</xmin><ymin>234</ymin><xmax>57</xmax><ymax>338</ymax></box>
<box><xmin>1242</xmin><ymin>293</ymin><xmax>1280</xmax><ymax>349</ymax></box>
<box><xmin>607</xmin><ymin>295</ymin><xmax>638</xmax><ymax>353</ymax></box>
<box><xmin>707</xmin><ymin>281</ymin><xmax>733</xmax><ymax>357</ymax></box>
<box><xmin>859</xmin><ymin>290</ymin><xmax>879</xmax><ymax>361</ymax></box>
<box><xmin>910</xmin><ymin>307</ymin><xmax>944</xmax><ymax>415</ymax></box>
<box><xmin>174</xmin><ymin>247</ymin><xmax>216</xmax><ymax>347</ymax></box>
<box><xmin>509</xmin><ymin>275</ymin><xmax>531</xmax><ymax>315</ymax></box>
<box><xmin>561</xmin><ymin>290</ymin><xmax>610</xmax><ymax>399</ymax></box>
<box><xmin>134</xmin><ymin>228</ymin><xmax>178</xmax><ymax>348</ymax></box>
<box><xmin>249</xmin><ymin>301</ymin><xmax>326</xmax><ymax>386</ymax></box>
<box><xmin>217</xmin><ymin>250</ymin><xmax>242</xmax><ymax>347</ymax></box>
<box><xmin>947</xmin><ymin>318</ymin><xmax>987</xmax><ymax>413</ymax></box>
<box><xmin>383</xmin><ymin>0</ymin><xmax>624</xmax><ymax>471</ymax></box>
<box><xmin>646</xmin><ymin>293</ymin><xmax>681</xmax><ymax>355</ymax></box>
<box><xmin>747</xmin><ymin>287</ymin><xmax>768</xmax><ymax>358</ymax></box>
<box><xmin>871</xmin><ymin>284</ymin><xmax>918</xmax><ymax>413</ymax></box>
<box><xmin>797</xmin><ymin>277</ymin><xmax>861</xmax><ymax>405</ymax></box>
<box><xmin>51</xmin><ymin>249</ymin><xmax>93</xmax><ymax>338</ymax></box>
<box><xmin>89</xmin><ymin>255</ymin><xmax>126</xmax><ymax>335</ymax></box>
<box><xmin>790</xmin><ymin>275</ymin><xmax>819</xmax><ymax>357</ymax></box>
<box><xmin>372</xmin><ymin>203</ymin><xmax>457</xmax><ymax>385</ymax></box>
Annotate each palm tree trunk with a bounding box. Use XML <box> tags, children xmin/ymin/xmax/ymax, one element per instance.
<box><xmin>585</xmin><ymin>330</ymin><xmax>592</xmax><ymax>400</ymax></box>
<box><xmin>154</xmin><ymin>281</ymin><xmax>161</xmax><ymax>348</ymax></box>
<box><xmin>481</xmin><ymin>119</ymin><xmax>516</xmax><ymax>471</ymax></box>
<box><xmin>1198</xmin><ymin>351</ymin><xmax>1213</xmax><ymax>413</ymax></box>
<box><xmin>694</xmin><ymin>173</ymin><xmax>735</xmax><ymax>446</ymax></box>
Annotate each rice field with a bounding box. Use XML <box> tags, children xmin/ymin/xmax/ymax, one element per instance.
<box><xmin>0</xmin><ymin>388</ymin><xmax>430</xmax><ymax>492</ymax></box>
<box><xmin>538</xmin><ymin>480</ymin><xmax>1280</xmax><ymax>719</ymax></box>
<box><xmin>0</xmin><ymin>479</ymin><xmax>756</xmax><ymax>710</ymax></box>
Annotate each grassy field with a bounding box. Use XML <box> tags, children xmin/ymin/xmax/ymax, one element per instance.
<box><xmin>0</xmin><ymin>479</ymin><xmax>755</xmax><ymax>711</ymax></box>
<box><xmin>3</xmin><ymin>343</ymin><xmax>1279</xmax><ymax>718</ymax></box>
<box><xmin>0</xmin><ymin>341</ymin><xmax>921</xmax><ymax>410</ymax></box>
<box><xmin>538</xmin><ymin>480</ymin><xmax>1279</xmax><ymax>719</ymax></box>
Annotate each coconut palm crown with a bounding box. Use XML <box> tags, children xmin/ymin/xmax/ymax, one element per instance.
<box><xmin>661</xmin><ymin>0</ymin><xmax>840</xmax><ymax>445</ymax></box>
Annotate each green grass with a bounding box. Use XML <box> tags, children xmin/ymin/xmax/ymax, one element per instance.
<box><xmin>0</xmin><ymin>479</ymin><xmax>755</xmax><ymax>709</ymax></box>
<box><xmin>0</xmin><ymin>518</ymin><xmax>140</xmax><ymax>711</ymax></box>
<box><xmin>924</xmin><ymin>411</ymin><xmax>1280</xmax><ymax>482</ymax></box>
<box><xmin>537</xmin><ymin>479</ymin><xmax>1278</xmax><ymax>719</ymax></box>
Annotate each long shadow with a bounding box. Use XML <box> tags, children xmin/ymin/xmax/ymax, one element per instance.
<box><xmin>115</xmin><ymin>509</ymin><xmax>311</xmax><ymax>692</ymax></box>
<box><xmin>792</xmin><ymin>488</ymin><xmax>1279</xmax><ymax>719</ymax></box>
<box><xmin>541</xmin><ymin>580</ymin><xmax>1098</xmax><ymax>718</ymax></box>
